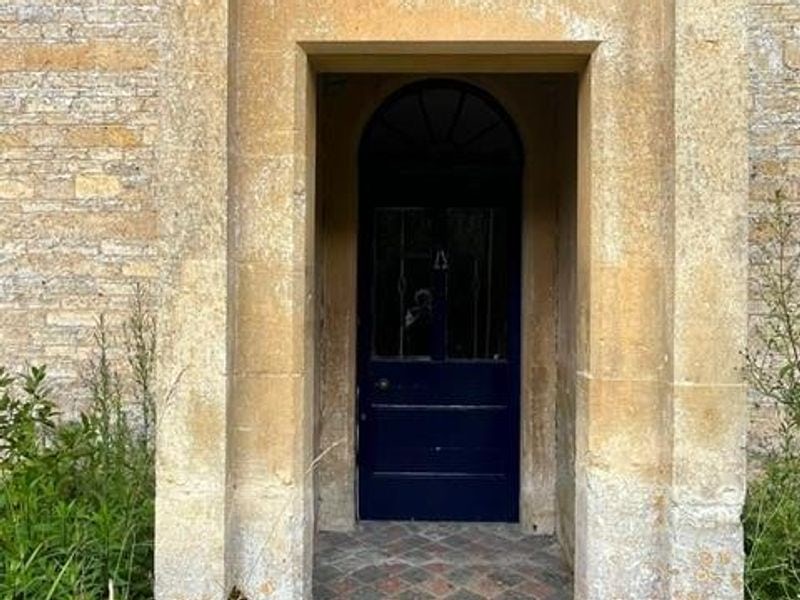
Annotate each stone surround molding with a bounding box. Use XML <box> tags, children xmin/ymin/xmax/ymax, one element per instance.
<box><xmin>155</xmin><ymin>2</ymin><xmax>749</xmax><ymax>598</ymax></box>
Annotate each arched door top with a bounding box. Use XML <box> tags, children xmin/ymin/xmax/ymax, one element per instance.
<box><xmin>360</xmin><ymin>78</ymin><xmax>523</xmax><ymax>172</ymax></box>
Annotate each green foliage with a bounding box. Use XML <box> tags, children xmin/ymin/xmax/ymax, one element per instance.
<box><xmin>745</xmin><ymin>190</ymin><xmax>800</xmax><ymax>599</ymax></box>
<box><xmin>0</xmin><ymin>286</ymin><xmax>156</xmax><ymax>599</ymax></box>
<box><xmin>744</xmin><ymin>457</ymin><xmax>800</xmax><ymax>600</ymax></box>
<box><xmin>746</xmin><ymin>190</ymin><xmax>800</xmax><ymax>453</ymax></box>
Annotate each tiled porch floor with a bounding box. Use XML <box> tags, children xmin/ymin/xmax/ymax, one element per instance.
<box><xmin>313</xmin><ymin>522</ymin><xmax>573</xmax><ymax>599</ymax></box>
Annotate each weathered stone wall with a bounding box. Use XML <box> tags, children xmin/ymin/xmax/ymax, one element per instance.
<box><xmin>555</xmin><ymin>80</ymin><xmax>578</xmax><ymax>563</ymax></box>
<box><xmin>0</xmin><ymin>0</ymin><xmax>796</xmax><ymax>459</ymax></box>
<box><xmin>0</xmin><ymin>0</ymin><xmax>763</xmax><ymax>598</ymax></box>
<box><xmin>748</xmin><ymin>0</ymin><xmax>800</xmax><ymax>458</ymax></box>
<box><xmin>0</xmin><ymin>1</ymin><xmax>160</xmax><ymax>400</ymax></box>
<box><xmin>0</xmin><ymin>5</ymin><xmax>791</xmax><ymax>597</ymax></box>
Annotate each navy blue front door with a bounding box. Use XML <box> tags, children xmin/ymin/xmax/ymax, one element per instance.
<box><xmin>357</xmin><ymin>80</ymin><xmax>522</xmax><ymax>521</ymax></box>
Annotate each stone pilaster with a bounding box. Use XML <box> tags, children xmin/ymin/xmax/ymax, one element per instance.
<box><xmin>227</xmin><ymin>4</ymin><xmax>316</xmax><ymax>596</ymax></box>
<box><xmin>670</xmin><ymin>0</ymin><xmax>750</xmax><ymax>597</ymax></box>
<box><xmin>155</xmin><ymin>1</ymin><xmax>230</xmax><ymax>598</ymax></box>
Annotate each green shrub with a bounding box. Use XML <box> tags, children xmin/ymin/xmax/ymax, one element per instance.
<box><xmin>745</xmin><ymin>190</ymin><xmax>800</xmax><ymax>599</ymax></box>
<box><xmin>743</xmin><ymin>456</ymin><xmax>800</xmax><ymax>600</ymax></box>
<box><xmin>0</xmin><ymin>287</ymin><xmax>156</xmax><ymax>599</ymax></box>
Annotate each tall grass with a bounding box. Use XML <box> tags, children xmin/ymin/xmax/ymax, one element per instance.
<box><xmin>744</xmin><ymin>190</ymin><xmax>800</xmax><ymax>599</ymax></box>
<box><xmin>0</xmin><ymin>286</ymin><xmax>156</xmax><ymax>599</ymax></box>
<box><xmin>744</xmin><ymin>456</ymin><xmax>800</xmax><ymax>599</ymax></box>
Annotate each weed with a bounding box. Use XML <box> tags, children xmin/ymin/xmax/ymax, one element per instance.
<box><xmin>0</xmin><ymin>288</ymin><xmax>157</xmax><ymax>599</ymax></box>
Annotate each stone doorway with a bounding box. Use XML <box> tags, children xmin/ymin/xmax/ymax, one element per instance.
<box><xmin>157</xmin><ymin>15</ymin><xmax>750</xmax><ymax>595</ymax></box>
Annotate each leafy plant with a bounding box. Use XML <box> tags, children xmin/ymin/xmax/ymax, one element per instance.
<box><xmin>0</xmin><ymin>286</ymin><xmax>157</xmax><ymax>599</ymax></box>
<box><xmin>744</xmin><ymin>190</ymin><xmax>800</xmax><ymax>599</ymax></box>
<box><xmin>744</xmin><ymin>456</ymin><xmax>800</xmax><ymax>599</ymax></box>
<box><xmin>746</xmin><ymin>190</ymin><xmax>800</xmax><ymax>454</ymax></box>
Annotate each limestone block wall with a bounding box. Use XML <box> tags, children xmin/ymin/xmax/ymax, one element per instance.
<box><xmin>0</xmin><ymin>0</ymin><xmax>772</xmax><ymax>597</ymax></box>
<box><xmin>0</xmin><ymin>0</ymin><xmax>796</xmax><ymax>515</ymax></box>
<box><xmin>748</xmin><ymin>0</ymin><xmax>800</xmax><ymax>458</ymax></box>
<box><xmin>0</xmin><ymin>1</ymin><xmax>160</xmax><ymax>401</ymax></box>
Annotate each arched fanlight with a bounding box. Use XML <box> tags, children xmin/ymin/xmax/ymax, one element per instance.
<box><xmin>360</xmin><ymin>79</ymin><xmax>523</xmax><ymax>171</ymax></box>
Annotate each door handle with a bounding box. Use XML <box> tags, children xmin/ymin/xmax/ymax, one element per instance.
<box><xmin>374</xmin><ymin>378</ymin><xmax>390</xmax><ymax>391</ymax></box>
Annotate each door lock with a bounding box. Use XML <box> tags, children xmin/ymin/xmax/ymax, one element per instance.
<box><xmin>375</xmin><ymin>378</ymin><xmax>390</xmax><ymax>391</ymax></box>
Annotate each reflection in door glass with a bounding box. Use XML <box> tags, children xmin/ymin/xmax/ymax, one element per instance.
<box><xmin>446</xmin><ymin>208</ymin><xmax>508</xmax><ymax>360</ymax></box>
<box><xmin>373</xmin><ymin>208</ymin><xmax>434</xmax><ymax>358</ymax></box>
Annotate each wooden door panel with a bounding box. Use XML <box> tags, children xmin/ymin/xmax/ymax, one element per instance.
<box><xmin>357</xmin><ymin>79</ymin><xmax>522</xmax><ymax>522</ymax></box>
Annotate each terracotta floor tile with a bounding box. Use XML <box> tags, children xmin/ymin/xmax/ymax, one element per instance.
<box><xmin>313</xmin><ymin>522</ymin><xmax>572</xmax><ymax>599</ymax></box>
<box><xmin>417</xmin><ymin>575</ymin><xmax>457</xmax><ymax>598</ymax></box>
